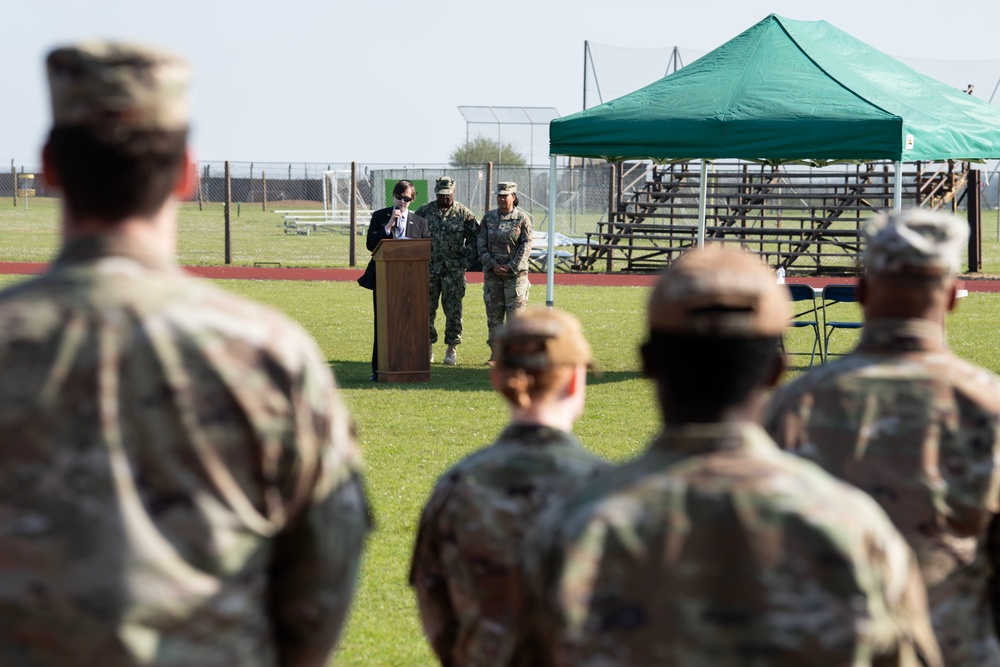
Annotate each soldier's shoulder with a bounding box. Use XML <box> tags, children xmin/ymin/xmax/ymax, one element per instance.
<box><xmin>453</xmin><ymin>201</ymin><xmax>477</xmax><ymax>217</ymax></box>
<box><xmin>938</xmin><ymin>352</ymin><xmax>1000</xmax><ymax>408</ymax></box>
<box><xmin>414</xmin><ymin>202</ymin><xmax>434</xmax><ymax>217</ymax></box>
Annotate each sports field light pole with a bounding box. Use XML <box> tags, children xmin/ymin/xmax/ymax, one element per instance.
<box><xmin>547</xmin><ymin>154</ymin><xmax>557</xmax><ymax>307</ymax></box>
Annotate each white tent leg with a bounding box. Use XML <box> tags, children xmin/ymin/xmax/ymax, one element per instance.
<box><xmin>893</xmin><ymin>161</ymin><xmax>902</xmax><ymax>212</ymax></box>
<box><xmin>697</xmin><ymin>160</ymin><xmax>709</xmax><ymax>248</ymax></box>
<box><xmin>547</xmin><ymin>155</ymin><xmax>556</xmax><ymax>307</ymax></box>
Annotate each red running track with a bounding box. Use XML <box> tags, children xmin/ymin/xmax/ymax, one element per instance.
<box><xmin>1</xmin><ymin>262</ymin><xmax>999</xmax><ymax>292</ymax></box>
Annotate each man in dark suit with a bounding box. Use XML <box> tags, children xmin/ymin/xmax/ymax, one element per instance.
<box><xmin>358</xmin><ymin>179</ymin><xmax>430</xmax><ymax>381</ymax></box>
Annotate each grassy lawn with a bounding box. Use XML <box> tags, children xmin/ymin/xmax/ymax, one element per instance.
<box><xmin>1</xmin><ymin>268</ymin><xmax>999</xmax><ymax>666</ymax></box>
<box><xmin>5</xmin><ymin>198</ymin><xmax>999</xmax><ymax>275</ymax></box>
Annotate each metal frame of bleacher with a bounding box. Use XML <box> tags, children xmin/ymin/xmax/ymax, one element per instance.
<box><xmin>572</xmin><ymin>160</ymin><xmax>971</xmax><ymax>275</ymax></box>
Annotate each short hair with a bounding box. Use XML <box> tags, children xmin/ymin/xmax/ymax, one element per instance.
<box><xmin>643</xmin><ymin>333</ymin><xmax>781</xmax><ymax>409</ymax></box>
<box><xmin>393</xmin><ymin>180</ymin><xmax>415</xmax><ymax>199</ymax></box>
<box><xmin>46</xmin><ymin>125</ymin><xmax>187</xmax><ymax>223</ymax></box>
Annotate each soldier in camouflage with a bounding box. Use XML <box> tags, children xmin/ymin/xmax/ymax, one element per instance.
<box><xmin>409</xmin><ymin>307</ymin><xmax>609</xmax><ymax>666</ymax></box>
<box><xmin>519</xmin><ymin>246</ymin><xmax>942</xmax><ymax>667</ymax></box>
<box><xmin>477</xmin><ymin>182</ymin><xmax>532</xmax><ymax>365</ymax></box>
<box><xmin>416</xmin><ymin>176</ymin><xmax>479</xmax><ymax>366</ymax></box>
<box><xmin>765</xmin><ymin>208</ymin><xmax>1000</xmax><ymax>666</ymax></box>
<box><xmin>0</xmin><ymin>42</ymin><xmax>370</xmax><ymax>667</ymax></box>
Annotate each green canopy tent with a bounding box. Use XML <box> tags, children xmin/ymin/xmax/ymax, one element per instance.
<box><xmin>542</xmin><ymin>14</ymin><xmax>1000</xmax><ymax>303</ymax></box>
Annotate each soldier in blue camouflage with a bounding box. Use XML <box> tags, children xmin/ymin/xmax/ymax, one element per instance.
<box><xmin>409</xmin><ymin>307</ymin><xmax>609</xmax><ymax>666</ymax></box>
<box><xmin>519</xmin><ymin>246</ymin><xmax>942</xmax><ymax>667</ymax></box>
<box><xmin>477</xmin><ymin>182</ymin><xmax>532</xmax><ymax>365</ymax></box>
<box><xmin>416</xmin><ymin>176</ymin><xmax>479</xmax><ymax>366</ymax></box>
<box><xmin>765</xmin><ymin>208</ymin><xmax>1000</xmax><ymax>667</ymax></box>
<box><xmin>0</xmin><ymin>42</ymin><xmax>370</xmax><ymax>667</ymax></box>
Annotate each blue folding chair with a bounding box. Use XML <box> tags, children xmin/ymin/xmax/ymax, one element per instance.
<box><xmin>821</xmin><ymin>284</ymin><xmax>863</xmax><ymax>359</ymax></box>
<box><xmin>782</xmin><ymin>283</ymin><xmax>823</xmax><ymax>368</ymax></box>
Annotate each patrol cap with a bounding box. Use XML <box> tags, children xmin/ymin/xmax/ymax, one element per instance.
<box><xmin>648</xmin><ymin>246</ymin><xmax>789</xmax><ymax>337</ymax></box>
<box><xmin>864</xmin><ymin>208</ymin><xmax>968</xmax><ymax>276</ymax></box>
<box><xmin>496</xmin><ymin>182</ymin><xmax>517</xmax><ymax>195</ymax></box>
<box><xmin>494</xmin><ymin>307</ymin><xmax>593</xmax><ymax>370</ymax></box>
<box><xmin>435</xmin><ymin>176</ymin><xmax>455</xmax><ymax>195</ymax></box>
<box><xmin>46</xmin><ymin>41</ymin><xmax>190</xmax><ymax>131</ymax></box>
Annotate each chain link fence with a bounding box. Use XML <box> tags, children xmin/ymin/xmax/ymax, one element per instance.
<box><xmin>0</xmin><ymin>160</ymin><xmax>613</xmax><ymax>268</ymax></box>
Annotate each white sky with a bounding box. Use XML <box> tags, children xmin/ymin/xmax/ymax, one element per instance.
<box><xmin>4</xmin><ymin>0</ymin><xmax>1000</xmax><ymax>167</ymax></box>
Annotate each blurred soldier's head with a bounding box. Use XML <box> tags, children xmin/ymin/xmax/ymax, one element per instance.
<box><xmin>642</xmin><ymin>246</ymin><xmax>789</xmax><ymax>424</ymax></box>
<box><xmin>42</xmin><ymin>41</ymin><xmax>193</xmax><ymax>227</ymax></box>
<box><xmin>491</xmin><ymin>306</ymin><xmax>593</xmax><ymax>427</ymax></box>
<box><xmin>435</xmin><ymin>176</ymin><xmax>455</xmax><ymax>210</ymax></box>
<box><xmin>860</xmin><ymin>208</ymin><xmax>966</xmax><ymax>324</ymax></box>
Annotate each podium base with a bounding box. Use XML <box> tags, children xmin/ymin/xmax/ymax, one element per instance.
<box><xmin>378</xmin><ymin>369</ymin><xmax>431</xmax><ymax>383</ymax></box>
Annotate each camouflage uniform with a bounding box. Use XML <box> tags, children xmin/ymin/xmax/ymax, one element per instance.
<box><xmin>477</xmin><ymin>196</ymin><xmax>532</xmax><ymax>352</ymax></box>
<box><xmin>410</xmin><ymin>425</ymin><xmax>608</xmax><ymax>666</ymax></box>
<box><xmin>518</xmin><ymin>246</ymin><xmax>942</xmax><ymax>667</ymax></box>
<box><xmin>0</xmin><ymin>42</ymin><xmax>371</xmax><ymax>667</ymax></box>
<box><xmin>522</xmin><ymin>422</ymin><xmax>941</xmax><ymax>666</ymax></box>
<box><xmin>416</xmin><ymin>196</ymin><xmax>478</xmax><ymax>347</ymax></box>
<box><xmin>410</xmin><ymin>307</ymin><xmax>607</xmax><ymax>667</ymax></box>
<box><xmin>766</xmin><ymin>320</ymin><xmax>1000</xmax><ymax>666</ymax></box>
<box><xmin>765</xmin><ymin>209</ymin><xmax>1000</xmax><ymax>667</ymax></box>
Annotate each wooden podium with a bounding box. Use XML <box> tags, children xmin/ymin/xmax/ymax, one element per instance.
<box><xmin>374</xmin><ymin>238</ymin><xmax>431</xmax><ymax>382</ymax></box>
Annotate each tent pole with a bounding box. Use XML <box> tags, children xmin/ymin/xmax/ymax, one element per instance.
<box><xmin>697</xmin><ymin>160</ymin><xmax>709</xmax><ymax>248</ymax></box>
<box><xmin>893</xmin><ymin>161</ymin><xmax>903</xmax><ymax>212</ymax></box>
<box><xmin>547</xmin><ymin>154</ymin><xmax>556</xmax><ymax>307</ymax></box>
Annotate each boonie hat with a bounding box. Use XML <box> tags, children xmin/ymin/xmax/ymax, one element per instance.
<box><xmin>864</xmin><ymin>208</ymin><xmax>968</xmax><ymax>276</ymax></box>
<box><xmin>496</xmin><ymin>182</ymin><xmax>517</xmax><ymax>195</ymax></box>
<box><xmin>648</xmin><ymin>246</ymin><xmax>789</xmax><ymax>337</ymax></box>
<box><xmin>435</xmin><ymin>176</ymin><xmax>456</xmax><ymax>195</ymax></box>
<box><xmin>494</xmin><ymin>307</ymin><xmax>593</xmax><ymax>369</ymax></box>
<box><xmin>47</xmin><ymin>41</ymin><xmax>190</xmax><ymax>131</ymax></box>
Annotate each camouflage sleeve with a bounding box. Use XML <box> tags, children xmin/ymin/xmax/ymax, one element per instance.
<box><xmin>511</xmin><ymin>507</ymin><xmax>560</xmax><ymax>667</ymax></box>
<box><xmin>890</xmin><ymin>549</ymin><xmax>945</xmax><ymax>667</ymax></box>
<box><xmin>269</xmin><ymin>473</ymin><xmax>370</xmax><ymax>667</ymax></box>
<box><xmin>409</xmin><ymin>482</ymin><xmax>459</xmax><ymax>666</ymax></box>
<box><xmin>507</xmin><ymin>213</ymin><xmax>533</xmax><ymax>273</ymax></box>
<box><xmin>988</xmin><ymin>515</ymin><xmax>1000</xmax><ymax>641</ymax></box>
<box><xmin>477</xmin><ymin>216</ymin><xmax>496</xmax><ymax>272</ymax></box>
<box><xmin>464</xmin><ymin>210</ymin><xmax>480</xmax><ymax>268</ymax></box>
<box><xmin>269</xmin><ymin>349</ymin><xmax>371</xmax><ymax>667</ymax></box>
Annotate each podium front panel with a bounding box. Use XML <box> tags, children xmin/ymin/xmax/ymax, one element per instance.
<box><xmin>374</xmin><ymin>239</ymin><xmax>431</xmax><ymax>382</ymax></box>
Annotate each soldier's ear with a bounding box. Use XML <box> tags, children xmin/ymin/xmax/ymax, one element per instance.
<box><xmin>765</xmin><ymin>348</ymin><xmax>786</xmax><ymax>388</ymax></box>
<box><xmin>41</xmin><ymin>143</ymin><xmax>61</xmax><ymax>191</ymax></box>
<box><xmin>172</xmin><ymin>146</ymin><xmax>196</xmax><ymax>200</ymax></box>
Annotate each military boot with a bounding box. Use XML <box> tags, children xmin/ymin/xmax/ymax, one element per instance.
<box><xmin>443</xmin><ymin>345</ymin><xmax>457</xmax><ymax>366</ymax></box>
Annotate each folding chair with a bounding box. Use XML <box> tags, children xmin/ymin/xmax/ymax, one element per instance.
<box><xmin>821</xmin><ymin>284</ymin><xmax>863</xmax><ymax>359</ymax></box>
<box><xmin>782</xmin><ymin>284</ymin><xmax>823</xmax><ymax>368</ymax></box>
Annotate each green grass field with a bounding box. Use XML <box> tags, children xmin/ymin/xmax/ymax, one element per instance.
<box><xmin>1</xmin><ymin>270</ymin><xmax>999</xmax><ymax>666</ymax></box>
<box><xmin>5</xmin><ymin>197</ymin><xmax>1000</xmax><ymax>274</ymax></box>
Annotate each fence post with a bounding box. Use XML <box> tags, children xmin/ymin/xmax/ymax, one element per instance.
<box><xmin>197</xmin><ymin>164</ymin><xmax>204</xmax><ymax>211</ymax></box>
<box><xmin>262</xmin><ymin>171</ymin><xmax>267</xmax><ymax>211</ymax></box>
<box><xmin>350</xmin><ymin>161</ymin><xmax>358</xmax><ymax>267</ymax></box>
<box><xmin>967</xmin><ymin>168</ymin><xmax>981</xmax><ymax>273</ymax></box>
<box><xmin>224</xmin><ymin>160</ymin><xmax>232</xmax><ymax>265</ymax></box>
<box><xmin>484</xmin><ymin>161</ymin><xmax>493</xmax><ymax>214</ymax></box>
<box><xmin>11</xmin><ymin>162</ymin><xmax>16</xmax><ymax>207</ymax></box>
